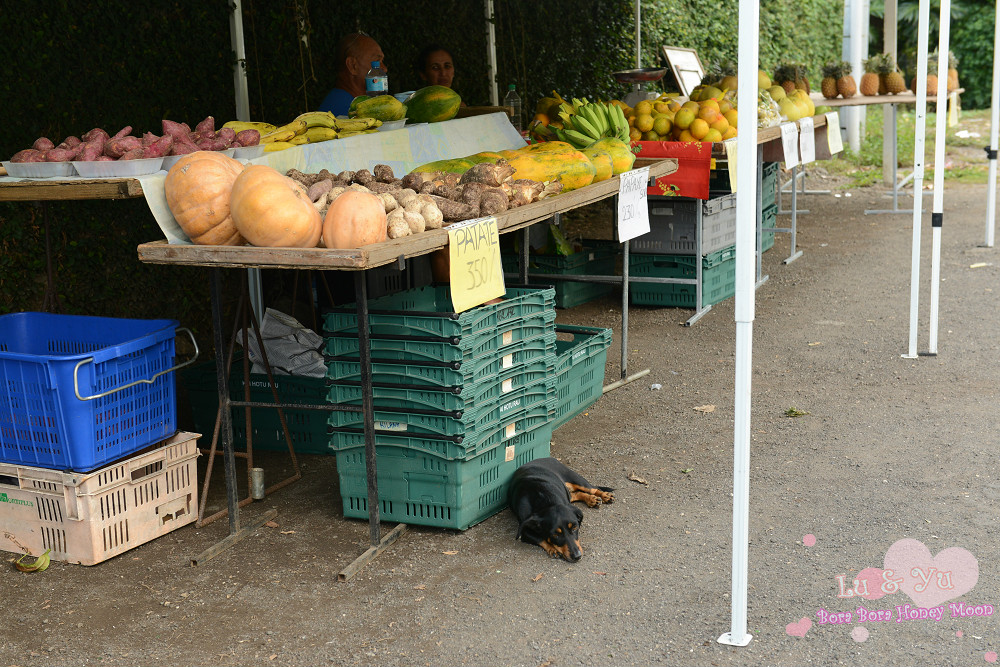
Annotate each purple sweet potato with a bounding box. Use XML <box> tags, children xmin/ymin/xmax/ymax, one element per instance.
<box><xmin>32</xmin><ymin>137</ymin><xmax>55</xmax><ymax>151</ymax></box>
<box><xmin>46</xmin><ymin>145</ymin><xmax>82</xmax><ymax>162</ymax></box>
<box><xmin>196</xmin><ymin>137</ymin><xmax>228</xmax><ymax>151</ymax></box>
<box><xmin>110</xmin><ymin>126</ymin><xmax>133</xmax><ymax>141</ymax></box>
<box><xmin>142</xmin><ymin>134</ymin><xmax>173</xmax><ymax>159</ymax></box>
<box><xmin>142</xmin><ymin>132</ymin><xmax>160</xmax><ymax>147</ymax></box>
<box><xmin>104</xmin><ymin>135</ymin><xmax>142</xmax><ymax>159</ymax></box>
<box><xmin>61</xmin><ymin>136</ymin><xmax>82</xmax><ymax>148</ymax></box>
<box><xmin>233</xmin><ymin>129</ymin><xmax>260</xmax><ymax>147</ymax></box>
<box><xmin>78</xmin><ymin>141</ymin><xmax>104</xmax><ymax>161</ymax></box>
<box><xmin>11</xmin><ymin>149</ymin><xmax>43</xmax><ymax>163</ymax></box>
<box><xmin>169</xmin><ymin>139</ymin><xmax>199</xmax><ymax>156</ymax></box>
<box><xmin>120</xmin><ymin>147</ymin><xmax>145</xmax><ymax>160</ymax></box>
<box><xmin>162</xmin><ymin>119</ymin><xmax>193</xmax><ymax>141</ymax></box>
<box><xmin>96</xmin><ymin>155</ymin><xmax>114</xmax><ymax>162</ymax></box>
<box><xmin>215</xmin><ymin>127</ymin><xmax>236</xmax><ymax>146</ymax></box>
<box><xmin>81</xmin><ymin>128</ymin><xmax>109</xmax><ymax>143</ymax></box>
<box><xmin>195</xmin><ymin>116</ymin><xmax>215</xmax><ymax>134</ymax></box>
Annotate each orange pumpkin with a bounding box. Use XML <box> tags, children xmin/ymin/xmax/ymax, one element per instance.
<box><xmin>230</xmin><ymin>165</ymin><xmax>322</xmax><ymax>248</ymax></box>
<box><xmin>163</xmin><ymin>151</ymin><xmax>245</xmax><ymax>245</ymax></box>
<box><xmin>322</xmin><ymin>190</ymin><xmax>388</xmax><ymax>249</ymax></box>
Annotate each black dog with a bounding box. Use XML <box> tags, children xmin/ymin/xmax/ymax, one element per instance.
<box><xmin>507</xmin><ymin>457</ymin><xmax>614</xmax><ymax>561</ymax></box>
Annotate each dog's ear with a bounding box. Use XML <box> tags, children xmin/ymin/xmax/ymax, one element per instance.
<box><xmin>573</xmin><ymin>506</ymin><xmax>584</xmax><ymax>523</ymax></box>
<box><xmin>516</xmin><ymin>514</ymin><xmax>545</xmax><ymax>540</ymax></box>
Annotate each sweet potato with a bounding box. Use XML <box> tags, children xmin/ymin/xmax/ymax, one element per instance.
<box><xmin>61</xmin><ymin>136</ymin><xmax>83</xmax><ymax>148</ymax></box>
<box><xmin>215</xmin><ymin>127</ymin><xmax>236</xmax><ymax>146</ymax></box>
<box><xmin>386</xmin><ymin>209</ymin><xmax>411</xmax><ymax>239</ymax></box>
<box><xmin>169</xmin><ymin>139</ymin><xmax>200</xmax><ymax>156</ymax></box>
<box><xmin>11</xmin><ymin>149</ymin><xmax>43</xmax><ymax>163</ymax></box>
<box><xmin>46</xmin><ymin>145</ymin><xmax>81</xmax><ymax>162</ymax></box>
<box><xmin>78</xmin><ymin>141</ymin><xmax>105</xmax><ymax>161</ymax></box>
<box><xmin>161</xmin><ymin>119</ymin><xmax>192</xmax><ymax>141</ymax></box>
<box><xmin>120</xmin><ymin>147</ymin><xmax>146</xmax><ymax>160</ymax></box>
<box><xmin>104</xmin><ymin>135</ymin><xmax>141</xmax><ymax>159</ymax></box>
<box><xmin>142</xmin><ymin>134</ymin><xmax>174</xmax><ymax>159</ymax></box>
<box><xmin>110</xmin><ymin>126</ymin><xmax>133</xmax><ymax>141</ymax></box>
<box><xmin>142</xmin><ymin>132</ymin><xmax>160</xmax><ymax>147</ymax></box>
<box><xmin>234</xmin><ymin>129</ymin><xmax>260</xmax><ymax>147</ymax></box>
<box><xmin>421</xmin><ymin>203</ymin><xmax>444</xmax><ymax>229</ymax></box>
<box><xmin>307</xmin><ymin>179</ymin><xmax>334</xmax><ymax>203</ymax></box>
<box><xmin>32</xmin><ymin>137</ymin><xmax>54</xmax><ymax>151</ymax></box>
<box><xmin>195</xmin><ymin>116</ymin><xmax>215</xmax><ymax>135</ymax></box>
<box><xmin>196</xmin><ymin>137</ymin><xmax>228</xmax><ymax>151</ymax></box>
<box><xmin>81</xmin><ymin>128</ymin><xmax>109</xmax><ymax>143</ymax></box>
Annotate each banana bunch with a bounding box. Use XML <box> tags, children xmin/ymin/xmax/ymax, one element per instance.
<box><xmin>226</xmin><ymin>112</ymin><xmax>384</xmax><ymax>152</ymax></box>
<box><xmin>532</xmin><ymin>98</ymin><xmax>631</xmax><ymax>149</ymax></box>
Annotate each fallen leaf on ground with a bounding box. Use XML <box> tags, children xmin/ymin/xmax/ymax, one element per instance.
<box><xmin>808</xmin><ymin>341</ymin><xmax>823</xmax><ymax>346</ymax></box>
<box><xmin>442</xmin><ymin>550</ymin><xmax>459</xmax><ymax>555</ymax></box>
<box><xmin>413</xmin><ymin>584</ymin><xmax>426</xmax><ymax>590</ymax></box>
<box><xmin>269</xmin><ymin>655</ymin><xmax>277</xmax><ymax>661</ymax></box>
<box><xmin>279</xmin><ymin>530</ymin><xmax>295</xmax><ymax>535</ymax></box>
<box><xmin>970</xmin><ymin>262</ymin><xmax>992</xmax><ymax>269</ymax></box>
<box><xmin>681</xmin><ymin>468</ymin><xmax>693</xmax><ymax>474</ymax></box>
<box><xmin>265</xmin><ymin>521</ymin><xmax>279</xmax><ymax>528</ymax></box>
<box><xmin>532</xmin><ymin>573</ymin><xmax>543</xmax><ymax>582</ymax></box>
<box><xmin>785</xmin><ymin>407</ymin><xmax>809</xmax><ymax>417</ymax></box>
<box><xmin>628</xmin><ymin>473</ymin><xmax>649</xmax><ymax>486</ymax></box>
<box><xmin>593</xmin><ymin>571</ymin><xmax>607</xmax><ymax>575</ymax></box>
<box><xmin>693</xmin><ymin>404</ymin><xmax>715</xmax><ymax>413</ymax></box>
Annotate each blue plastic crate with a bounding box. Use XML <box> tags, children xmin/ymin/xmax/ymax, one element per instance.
<box><xmin>0</xmin><ymin>312</ymin><xmax>179</xmax><ymax>471</ymax></box>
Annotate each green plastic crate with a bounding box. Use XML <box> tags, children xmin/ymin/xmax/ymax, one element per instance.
<box><xmin>181</xmin><ymin>358</ymin><xmax>331</xmax><ymax>455</ymax></box>
<box><xmin>328</xmin><ymin>400</ymin><xmax>555</xmax><ymax>460</ymax></box>
<box><xmin>710</xmin><ymin>160</ymin><xmax>779</xmax><ymax>209</ymax></box>
<box><xmin>762</xmin><ymin>203</ymin><xmax>777</xmax><ymax>252</ymax></box>
<box><xmin>501</xmin><ymin>242</ymin><xmax>618</xmax><ymax>309</ymax></box>
<box><xmin>326</xmin><ymin>335</ymin><xmax>554</xmax><ymax>388</ymax></box>
<box><xmin>335</xmin><ymin>423</ymin><xmax>552</xmax><ymax>530</ymax></box>
<box><xmin>552</xmin><ymin>325</ymin><xmax>613</xmax><ymax>429</ymax></box>
<box><xmin>324</xmin><ymin>285</ymin><xmax>555</xmax><ymax>339</ymax></box>
<box><xmin>327</xmin><ymin>378</ymin><xmax>556</xmax><ymax>439</ymax></box>
<box><xmin>324</xmin><ymin>316</ymin><xmax>555</xmax><ymax>364</ymax></box>
<box><xmin>629</xmin><ymin>246</ymin><xmax>736</xmax><ymax>309</ymax></box>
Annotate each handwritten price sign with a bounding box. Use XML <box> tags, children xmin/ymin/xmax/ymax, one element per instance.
<box><xmin>617</xmin><ymin>165</ymin><xmax>650</xmax><ymax>242</ymax></box>
<box><xmin>447</xmin><ymin>216</ymin><xmax>505</xmax><ymax>312</ymax></box>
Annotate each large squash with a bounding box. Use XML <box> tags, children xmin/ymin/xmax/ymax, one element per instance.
<box><xmin>163</xmin><ymin>151</ymin><xmax>245</xmax><ymax>245</ymax></box>
<box><xmin>229</xmin><ymin>165</ymin><xmax>322</xmax><ymax>247</ymax></box>
<box><xmin>322</xmin><ymin>191</ymin><xmax>387</xmax><ymax>249</ymax></box>
<box><xmin>505</xmin><ymin>143</ymin><xmax>596</xmax><ymax>191</ymax></box>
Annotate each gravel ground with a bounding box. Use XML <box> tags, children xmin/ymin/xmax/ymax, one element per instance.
<box><xmin>3</xmin><ymin>172</ymin><xmax>1000</xmax><ymax>667</ymax></box>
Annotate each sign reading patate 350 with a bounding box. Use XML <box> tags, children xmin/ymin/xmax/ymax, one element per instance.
<box><xmin>447</xmin><ymin>216</ymin><xmax>505</xmax><ymax>313</ymax></box>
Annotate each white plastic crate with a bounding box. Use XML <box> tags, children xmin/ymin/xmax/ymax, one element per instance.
<box><xmin>0</xmin><ymin>431</ymin><xmax>199</xmax><ymax>566</ymax></box>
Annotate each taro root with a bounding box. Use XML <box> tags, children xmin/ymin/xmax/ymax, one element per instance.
<box><xmin>373</xmin><ymin>164</ymin><xmax>395</xmax><ymax>183</ymax></box>
<box><xmin>458</xmin><ymin>159</ymin><xmax>515</xmax><ymax>187</ymax></box>
<box><xmin>352</xmin><ymin>169</ymin><xmax>375</xmax><ymax>187</ymax></box>
<box><xmin>433</xmin><ymin>183</ymin><xmax>458</xmax><ymax>200</ymax></box>
<box><xmin>401</xmin><ymin>172</ymin><xmax>428</xmax><ymax>191</ymax></box>
<box><xmin>479</xmin><ymin>188</ymin><xmax>509</xmax><ymax>215</ymax></box>
<box><xmin>368</xmin><ymin>181</ymin><xmax>401</xmax><ymax>194</ymax></box>
<box><xmin>538</xmin><ymin>181</ymin><xmax>564</xmax><ymax>199</ymax></box>
<box><xmin>285</xmin><ymin>169</ymin><xmax>315</xmax><ymax>188</ymax></box>
<box><xmin>459</xmin><ymin>182</ymin><xmax>489</xmax><ymax>208</ymax></box>
<box><xmin>418</xmin><ymin>181</ymin><xmax>437</xmax><ymax>194</ymax></box>
<box><xmin>337</xmin><ymin>170</ymin><xmax>355</xmax><ymax>183</ymax></box>
<box><xmin>506</xmin><ymin>179</ymin><xmax>545</xmax><ymax>207</ymax></box>
<box><xmin>429</xmin><ymin>195</ymin><xmax>478</xmax><ymax>222</ymax></box>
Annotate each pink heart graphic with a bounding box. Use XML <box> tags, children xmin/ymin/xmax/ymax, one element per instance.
<box><xmin>785</xmin><ymin>617</ymin><xmax>812</xmax><ymax>638</ymax></box>
<box><xmin>883</xmin><ymin>538</ymin><xmax>978</xmax><ymax>608</ymax></box>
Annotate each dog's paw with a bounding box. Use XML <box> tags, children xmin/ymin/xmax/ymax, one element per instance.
<box><xmin>596</xmin><ymin>489</ymin><xmax>614</xmax><ymax>504</ymax></box>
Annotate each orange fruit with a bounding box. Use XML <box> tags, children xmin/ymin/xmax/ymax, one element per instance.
<box><xmin>629</xmin><ymin>127</ymin><xmax>642</xmax><ymax>141</ymax></box>
<box><xmin>689</xmin><ymin>118</ymin><xmax>710</xmax><ymax>140</ymax></box>
<box><xmin>653</xmin><ymin>101</ymin><xmax>671</xmax><ymax>114</ymax></box>
<box><xmin>700</xmin><ymin>99</ymin><xmax>721</xmax><ymax>114</ymax></box>
<box><xmin>682</xmin><ymin>100</ymin><xmax>700</xmax><ymax>112</ymax></box>
<box><xmin>703</xmin><ymin>128</ymin><xmax>723</xmax><ymax>143</ymax></box>
<box><xmin>718</xmin><ymin>99</ymin><xmax>733</xmax><ymax>114</ymax></box>
<box><xmin>697</xmin><ymin>106</ymin><xmax>720</xmax><ymax>124</ymax></box>
<box><xmin>678</xmin><ymin>129</ymin><xmax>696</xmax><ymax>142</ymax></box>
<box><xmin>641</xmin><ymin>130</ymin><xmax>659</xmax><ymax>141</ymax></box>
<box><xmin>722</xmin><ymin>126</ymin><xmax>738</xmax><ymax>140</ymax></box>
<box><xmin>710</xmin><ymin>116</ymin><xmax>730</xmax><ymax>135</ymax></box>
<box><xmin>636</xmin><ymin>114</ymin><xmax>655</xmax><ymax>133</ymax></box>
<box><xmin>724</xmin><ymin>109</ymin><xmax>738</xmax><ymax>128</ymax></box>
<box><xmin>673</xmin><ymin>107</ymin><xmax>696</xmax><ymax>130</ymax></box>
<box><xmin>652</xmin><ymin>115</ymin><xmax>672</xmax><ymax>136</ymax></box>
<box><xmin>634</xmin><ymin>100</ymin><xmax>653</xmax><ymax>116</ymax></box>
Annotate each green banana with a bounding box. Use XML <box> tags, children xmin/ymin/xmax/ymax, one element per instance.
<box><xmin>572</xmin><ymin>113</ymin><xmax>601</xmax><ymax>141</ymax></box>
<box><xmin>557</xmin><ymin>111</ymin><xmax>577</xmax><ymax>132</ymax></box>
<box><xmin>613</xmin><ymin>104</ymin><xmax>630</xmax><ymax>142</ymax></box>
<box><xmin>582</xmin><ymin>104</ymin><xmax>607</xmax><ymax>137</ymax></box>
<box><xmin>294</xmin><ymin>111</ymin><xmax>339</xmax><ymax>129</ymax></box>
<box><xmin>563</xmin><ymin>129</ymin><xmax>594</xmax><ymax>149</ymax></box>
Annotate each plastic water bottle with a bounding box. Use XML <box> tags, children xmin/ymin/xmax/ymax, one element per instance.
<box><xmin>504</xmin><ymin>84</ymin><xmax>522</xmax><ymax>132</ymax></box>
<box><xmin>366</xmin><ymin>61</ymin><xmax>387</xmax><ymax>96</ymax></box>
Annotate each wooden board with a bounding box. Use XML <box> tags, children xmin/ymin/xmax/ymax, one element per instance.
<box><xmin>809</xmin><ymin>89</ymin><xmax>963</xmax><ymax>108</ymax></box>
<box><xmin>0</xmin><ymin>177</ymin><xmax>144</xmax><ymax>201</ymax></box>
<box><xmin>137</xmin><ymin>158</ymin><xmax>678</xmax><ymax>271</ymax></box>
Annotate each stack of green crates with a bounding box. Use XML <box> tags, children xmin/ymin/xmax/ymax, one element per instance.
<box><xmin>180</xmin><ymin>353</ymin><xmax>331</xmax><ymax>455</ymax></box>
<box><xmin>324</xmin><ymin>285</ymin><xmax>558</xmax><ymax>530</ymax></box>
<box><xmin>629</xmin><ymin>246</ymin><xmax>737</xmax><ymax>308</ymax></box>
<box><xmin>552</xmin><ymin>325</ymin><xmax>613</xmax><ymax>430</ymax></box>
<box><xmin>500</xmin><ymin>241</ymin><xmax>618</xmax><ymax>309</ymax></box>
<box><xmin>709</xmin><ymin>161</ymin><xmax>779</xmax><ymax>210</ymax></box>
<box><xmin>762</xmin><ymin>203</ymin><xmax>778</xmax><ymax>252</ymax></box>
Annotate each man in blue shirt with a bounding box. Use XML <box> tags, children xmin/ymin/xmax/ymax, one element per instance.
<box><xmin>318</xmin><ymin>32</ymin><xmax>387</xmax><ymax>116</ymax></box>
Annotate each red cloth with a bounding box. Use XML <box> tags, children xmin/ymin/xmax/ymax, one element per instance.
<box><xmin>633</xmin><ymin>141</ymin><xmax>713</xmax><ymax>200</ymax></box>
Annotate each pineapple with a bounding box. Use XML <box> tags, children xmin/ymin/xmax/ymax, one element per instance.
<box><xmin>793</xmin><ymin>63</ymin><xmax>811</xmax><ymax>93</ymax></box>
<box><xmin>820</xmin><ymin>61</ymin><xmax>840</xmax><ymax>99</ymax></box>
<box><xmin>913</xmin><ymin>52</ymin><xmax>940</xmax><ymax>96</ymax></box>
<box><xmin>881</xmin><ymin>54</ymin><xmax>907</xmax><ymax>95</ymax></box>
<box><xmin>860</xmin><ymin>57</ymin><xmax>880</xmax><ymax>96</ymax></box>
<box><xmin>836</xmin><ymin>61</ymin><xmax>857</xmax><ymax>98</ymax></box>
<box><xmin>774</xmin><ymin>64</ymin><xmax>796</xmax><ymax>94</ymax></box>
<box><xmin>948</xmin><ymin>51</ymin><xmax>959</xmax><ymax>92</ymax></box>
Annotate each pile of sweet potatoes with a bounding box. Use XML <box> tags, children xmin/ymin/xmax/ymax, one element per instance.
<box><xmin>9</xmin><ymin>116</ymin><xmax>260</xmax><ymax>163</ymax></box>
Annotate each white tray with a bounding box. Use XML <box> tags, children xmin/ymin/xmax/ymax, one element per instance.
<box><xmin>2</xmin><ymin>160</ymin><xmax>77</xmax><ymax>178</ymax></box>
<box><xmin>233</xmin><ymin>144</ymin><xmax>265</xmax><ymax>159</ymax></box>
<box><xmin>72</xmin><ymin>157</ymin><xmax>164</xmax><ymax>178</ymax></box>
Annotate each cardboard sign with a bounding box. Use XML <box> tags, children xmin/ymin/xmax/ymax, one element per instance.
<box><xmin>724</xmin><ymin>138</ymin><xmax>738</xmax><ymax>192</ymax></box>
<box><xmin>825</xmin><ymin>111</ymin><xmax>844</xmax><ymax>154</ymax></box>
<box><xmin>447</xmin><ymin>216</ymin><xmax>504</xmax><ymax>313</ymax></box>
<box><xmin>617</xmin><ymin>166</ymin><xmax>651</xmax><ymax>242</ymax></box>
<box><xmin>780</xmin><ymin>122</ymin><xmax>800</xmax><ymax>168</ymax></box>
<box><xmin>798</xmin><ymin>116</ymin><xmax>816</xmax><ymax>164</ymax></box>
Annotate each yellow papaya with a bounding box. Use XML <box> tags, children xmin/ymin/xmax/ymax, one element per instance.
<box><xmin>586</xmin><ymin>137</ymin><xmax>636</xmax><ymax>175</ymax></box>
<box><xmin>581</xmin><ymin>148</ymin><xmax>613</xmax><ymax>182</ymax></box>
<box><xmin>465</xmin><ymin>151</ymin><xmax>504</xmax><ymax>165</ymax></box>
<box><xmin>505</xmin><ymin>147</ymin><xmax>596</xmax><ymax>191</ymax></box>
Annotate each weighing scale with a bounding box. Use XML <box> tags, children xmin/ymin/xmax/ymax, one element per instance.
<box><xmin>613</xmin><ymin>67</ymin><xmax>667</xmax><ymax>107</ymax></box>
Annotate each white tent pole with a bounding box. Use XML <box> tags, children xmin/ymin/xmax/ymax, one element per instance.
<box><xmin>984</xmin><ymin>0</ymin><xmax>1000</xmax><ymax>247</ymax></box>
<box><xmin>846</xmin><ymin>0</ymin><xmax>867</xmax><ymax>152</ymax></box>
<box><xmin>485</xmin><ymin>0</ymin><xmax>499</xmax><ymax>106</ymax></box>
<box><xmin>883</xmin><ymin>0</ymin><xmax>898</xmax><ymax>185</ymax></box>
<box><xmin>928</xmin><ymin>0</ymin><xmax>951</xmax><ymax>355</ymax></box>
<box><xmin>904</xmin><ymin>0</ymin><xmax>932</xmax><ymax>359</ymax></box>
<box><xmin>635</xmin><ymin>0</ymin><xmax>641</xmax><ymax>68</ymax></box>
<box><xmin>717</xmin><ymin>0</ymin><xmax>758</xmax><ymax>648</ymax></box>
